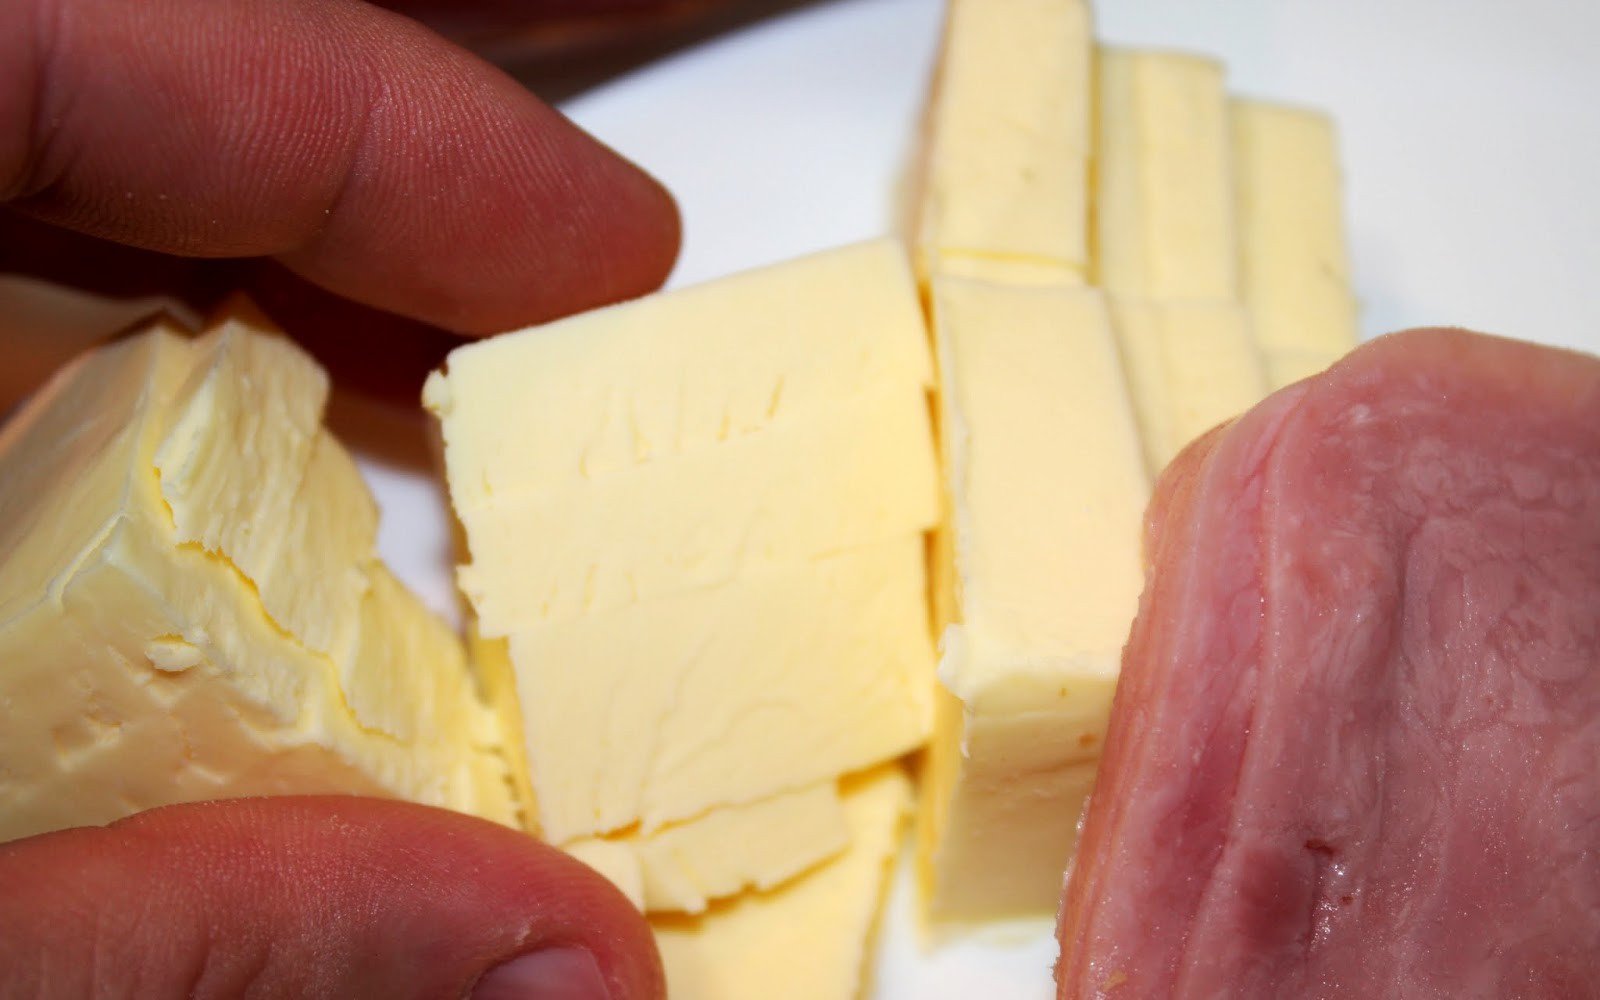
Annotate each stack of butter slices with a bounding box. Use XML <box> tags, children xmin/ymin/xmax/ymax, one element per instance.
<box><xmin>912</xmin><ymin>0</ymin><xmax>1359</xmax><ymax>921</ymax></box>
<box><xmin>0</xmin><ymin>307</ymin><xmax>519</xmax><ymax>843</ymax></box>
<box><xmin>424</xmin><ymin>240</ymin><xmax>939</xmax><ymax>997</ymax></box>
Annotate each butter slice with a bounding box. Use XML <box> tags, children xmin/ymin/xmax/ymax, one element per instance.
<box><xmin>1263</xmin><ymin>346</ymin><xmax>1348</xmax><ymax>389</ymax></box>
<box><xmin>653</xmin><ymin>766</ymin><xmax>909</xmax><ymax>1000</ymax></box>
<box><xmin>1109</xmin><ymin>299</ymin><xmax>1267</xmax><ymax>474</ymax></box>
<box><xmin>0</xmin><ymin>319</ymin><xmax>517</xmax><ymax>843</ymax></box>
<box><xmin>917</xmin><ymin>0</ymin><xmax>1092</xmax><ymax>283</ymax></box>
<box><xmin>1232</xmin><ymin>99</ymin><xmax>1359</xmax><ymax>368</ymax></box>
<box><xmin>509</xmin><ymin>536</ymin><xmax>934</xmax><ymax>843</ymax></box>
<box><xmin>920</xmin><ymin>279</ymin><xmax>1148</xmax><ymax>919</ymax></box>
<box><xmin>1095</xmin><ymin>49</ymin><xmax>1237</xmax><ymax>299</ymax></box>
<box><xmin>568</xmin><ymin>780</ymin><xmax>849</xmax><ymax>914</ymax></box>
<box><xmin>455</xmin><ymin>382</ymin><xmax>938</xmax><ymax>633</ymax></box>
<box><xmin>424</xmin><ymin>240</ymin><xmax>930</xmax><ymax>508</ymax></box>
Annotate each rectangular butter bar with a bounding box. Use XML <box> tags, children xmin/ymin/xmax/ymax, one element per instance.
<box><xmin>920</xmin><ymin>279</ymin><xmax>1148</xmax><ymax>919</ymax></box>
<box><xmin>424</xmin><ymin>239</ymin><xmax>931</xmax><ymax>509</ymax></box>
<box><xmin>567</xmin><ymin>780</ymin><xmax>849</xmax><ymax>914</ymax></box>
<box><xmin>1095</xmin><ymin>48</ymin><xmax>1237</xmax><ymax>299</ymax></box>
<box><xmin>652</xmin><ymin>766</ymin><xmax>909</xmax><ymax>1000</ymax></box>
<box><xmin>1232</xmin><ymin>99</ymin><xmax>1359</xmax><ymax>367</ymax></box>
<box><xmin>1263</xmin><ymin>345</ymin><xmax>1348</xmax><ymax>389</ymax></box>
<box><xmin>1109</xmin><ymin>298</ymin><xmax>1267</xmax><ymax>474</ymax></box>
<box><xmin>916</xmin><ymin>0</ymin><xmax>1092</xmax><ymax>283</ymax></box>
<box><xmin>455</xmin><ymin>381</ymin><xmax>939</xmax><ymax>634</ymax></box>
<box><xmin>0</xmin><ymin>317</ymin><xmax>518</xmax><ymax>843</ymax></box>
<box><xmin>509</xmin><ymin>536</ymin><xmax>934</xmax><ymax>843</ymax></box>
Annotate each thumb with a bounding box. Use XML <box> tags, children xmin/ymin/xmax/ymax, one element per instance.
<box><xmin>0</xmin><ymin>796</ymin><xmax>663</xmax><ymax>1000</ymax></box>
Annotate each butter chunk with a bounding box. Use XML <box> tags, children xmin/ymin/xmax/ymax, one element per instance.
<box><xmin>1109</xmin><ymin>298</ymin><xmax>1267</xmax><ymax>474</ymax></box>
<box><xmin>509</xmin><ymin>536</ymin><xmax>934</xmax><ymax>843</ymax></box>
<box><xmin>917</xmin><ymin>0</ymin><xmax>1092</xmax><ymax>283</ymax></box>
<box><xmin>0</xmin><ymin>318</ymin><xmax>518</xmax><ymax>843</ymax></box>
<box><xmin>1232</xmin><ymin>100</ymin><xmax>1359</xmax><ymax>361</ymax></box>
<box><xmin>565</xmin><ymin>839</ymin><xmax>645</xmax><ymax>911</ymax></box>
<box><xmin>153</xmin><ymin>314</ymin><xmax>374</xmax><ymax>657</ymax></box>
<box><xmin>424</xmin><ymin>239</ymin><xmax>931</xmax><ymax>509</ymax></box>
<box><xmin>920</xmin><ymin>279</ymin><xmax>1148</xmax><ymax>919</ymax></box>
<box><xmin>1263</xmin><ymin>345</ymin><xmax>1348</xmax><ymax>389</ymax></box>
<box><xmin>653</xmin><ymin>766</ymin><xmax>909</xmax><ymax>1000</ymax></box>
<box><xmin>569</xmin><ymin>780</ymin><xmax>849</xmax><ymax>914</ymax></box>
<box><xmin>455</xmin><ymin>382</ymin><xmax>939</xmax><ymax>633</ymax></box>
<box><xmin>1095</xmin><ymin>49</ymin><xmax>1237</xmax><ymax>299</ymax></box>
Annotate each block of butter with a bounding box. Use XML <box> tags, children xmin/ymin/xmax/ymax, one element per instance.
<box><xmin>1095</xmin><ymin>48</ymin><xmax>1237</xmax><ymax>300</ymax></box>
<box><xmin>920</xmin><ymin>278</ymin><xmax>1148</xmax><ymax>919</ymax></box>
<box><xmin>653</xmin><ymin>765</ymin><xmax>910</xmax><ymax>1000</ymax></box>
<box><xmin>1232</xmin><ymin>98</ymin><xmax>1359</xmax><ymax>374</ymax></box>
<box><xmin>509</xmin><ymin>536</ymin><xmax>933</xmax><ymax>843</ymax></box>
<box><xmin>425</xmin><ymin>239</ymin><xmax>931</xmax><ymax>508</ymax></box>
<box><xmin>427</xmin><ymin>242</ymin><xmax>939</xmax><ymax>854</ymax></box>
<box><xmin>567</xmin><ymin>780</ymin><xmax>849</xmax><ymax>914</ymax></box>
<box><xmin>916</xmin><ymin>0</ymin><xmax>1093</xmax><ymax>284</ymax></box>
<box><xmin>0</xmin><ymin>313</ymin><xmax>518</xmax><ymax>843</ymax></box>
<box><xmin>1109</xmin><ymin>298</ymin><xmax>1267</xmax><ymax>474</ymax></box>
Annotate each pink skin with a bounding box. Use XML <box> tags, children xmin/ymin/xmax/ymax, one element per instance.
<box><xmin>0</xmin><ymin>0</ymin><xmax>682</xmax><ymax>335</ymax></box>
<box><xmin>0</xmin><ymin>797</ymin><xmax>664</xmax><ymax>998</ymax></box>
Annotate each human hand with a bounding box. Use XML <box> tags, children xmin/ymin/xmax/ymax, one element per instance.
<box><xmin>1</xmin><ymin>0</ymin><xmax>691</xmax><ymax>995</ymax></box>
<box><xmin>0</xmin><ymin>797</ymin><xmax>662</xmax><ymax>999</ymax></box>
<box><xmin>1</xmin><ymin>0</ymin><xmax>687</xmax><ymax>395</ymax></box>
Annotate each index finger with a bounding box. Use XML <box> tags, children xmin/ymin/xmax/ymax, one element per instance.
<box><xmin>1</xmin><ymin>0</ymin><xmax>680</xmax><ymax>334</ymax></box>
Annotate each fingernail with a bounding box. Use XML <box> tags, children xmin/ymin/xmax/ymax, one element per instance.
<box><xmin>472</xmin><ymin>947</ymin><xmax>611</xmax><ymax>1000</ymax></box>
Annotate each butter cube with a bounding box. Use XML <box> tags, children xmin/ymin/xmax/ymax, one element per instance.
<box><xmin>429</xmin><ymin>245</ymin><xmax>939</xmax><ymax>848</ymax></box>
<box><xmin>1109</xmin><ymin>298</ymin><xmax>1267</xmax><ymax>474</ymax></box>
<box><xmin>454</xmin><ymin>382</ymin><xmax>938</xmax><ymax>634</ymax></box>
<box><xmin>0</xmin><ymin>318</ymin><xmax>518</xmax><ymax>843</ymax></box>
<box><xmin>1095</xmin><ymin>49</ymin><xmax>1237</xmax><ymax>299</ymax></box>
<box><xmin>1232</xmin><ymin>99</ymin><xmax>1359</xmax><ymax>367</ymax></box>
<box><xmin>510</xmin><ymin>536</ymin><xmax>933</xmax><ymax>842</ymax></box>
<box><xmin>920</xmin><ymin>279</ymin><xmax>1148</xmax><ymax>919</ymax></box>
<box><xmin>1263</xmin><ymin>345</ymin><xmax>1348</xmax><ymax>388</ymax></box>
<box><xmin>425</xmin><ymin>239</ymin><xmax>930</xmax><ymax>508</ymax></box>
<box><xmin>568</xmin><ymin>780</ymin><xmax>849</xmax><ymax>914</ymax></box>
<box><xmin>653</xmin><ymin>766</ymin><xmax>909</xmax><ymax>1000</ymax></box>
<box><xmin>916</xmin><ymin>0</ymin><xmax>1093</xmax><ymax>283</ymax></box>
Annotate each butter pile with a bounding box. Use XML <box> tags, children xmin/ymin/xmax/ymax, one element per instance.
<box><xmin>425</xmin><ymin>240</ymin><xmax>937</xmax><ymax>995</ymax></box>
<box><xmin>0</xmin><ymin>309</ymin><xmax>519</xmax><ymax>843</ymax></box>
<box><xmin>913</xmin><ymin>0</ymin><xmax>1359</xmax><ymax>919</ymax></box>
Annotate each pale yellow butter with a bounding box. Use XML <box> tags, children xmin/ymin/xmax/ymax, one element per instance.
<box><xmin>653</xmin><ymin>766</ymin><xmax>909</xmax><ymax>1000</ymax></box>
<box><xmin>0</xmin><ymin>319</ymin><xmax>517</xmax><ymax>843</ymax></box>
<box><xmin>567</xmin><ymin>780</ymin><xmax>848</xmax><ymax>915</ymax></box>
<box><xmin>424</xmin><ymin>240</ymin><xmax>930</xmax><ymax>509</ymax></box>
<box><xmin>509</xmin><ymin>536</ymin><xmax>933</xmax><ymax>843</ymax></box>
<box><xmin>1108</xmin><ymin>298</ymin><xmax>1267</xmax><ymax>474</ymax></box>
<box><xmin>917</xmin><ymin>0</ymin><xmax>1092</xmax><ymax>283</ymax></box>
<box><xmin>919</xmin><ymin>278</ymin><xmax>1148</xmax><ymax>919</ymax></box>
<box><xmin>454</xmin><ymin>381</ymin><xmax>938</xmax><ymax>634</ymax></box>
<box><xmin>1263</xmin><ymin>345</ymin><xmax>1348</xmax><ymax>388</ymax></box>
<box><xmin>1095</xmin><ymin>48</ymin><xmax>1237</xmax><ymax>300</ymax></box>
<box><xmin>1232</xmin><ymin>99</ymin><xmax>1359</xmax><ymax>368</ymax></box>
<box><xmin>428</xmin><ymin>245</ymin><xmax>940</xmax><ymax>852</ymax></box>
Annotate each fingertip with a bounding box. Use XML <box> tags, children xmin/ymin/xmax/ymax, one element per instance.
<box><xmin>0</xmin><ymin>797</ymin><xmax>664</xmax><ymax>1000</ymax></box>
